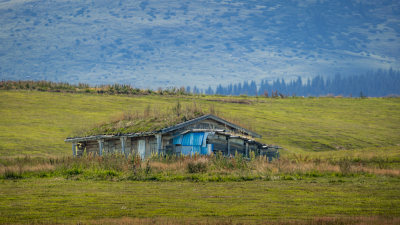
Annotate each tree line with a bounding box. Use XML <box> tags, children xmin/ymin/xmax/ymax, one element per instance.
<box><xmin>203</xmin><ymin>69</ymin><xmax>400</xmax><ymax>97</ymax></box>
<box><xmin>0</xmin><ymin>80</ymin><xmax>188</xmax><ymax>96</ymax></box>
<box><xmin>2</xmin><ymin>69</ymin><xmax>399</xmax><ymax>97</ymax></box>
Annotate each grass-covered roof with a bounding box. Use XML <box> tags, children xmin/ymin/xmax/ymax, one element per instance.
<box><xmin>78</xmin><ymin>102</ymin><xmax>208</xmax><ymax>136</ymax></box>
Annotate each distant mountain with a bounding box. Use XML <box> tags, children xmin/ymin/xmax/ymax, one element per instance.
<box><xmin>0</xmin><ymin>0</ymin><xmax>399</xmax><ymax>89</ymax></box>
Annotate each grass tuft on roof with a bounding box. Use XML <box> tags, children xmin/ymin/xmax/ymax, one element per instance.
<box><xmin>78</xmin><ymin>102</ymin><xmax>207</xmax><ymax>136</ymax></box>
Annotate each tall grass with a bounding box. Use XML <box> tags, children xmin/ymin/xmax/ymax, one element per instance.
<box><xmin>76</xmin><ymin>101</ymin><xmax>255</xmax><ymax>137</ymax></box>
<box><xmin>1</xmin><ymin>153</ymin><xmax>399</xmax><ymax>180</ymax></box>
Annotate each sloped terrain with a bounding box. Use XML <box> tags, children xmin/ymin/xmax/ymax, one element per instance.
<box><xmin>1</xmin><ymin>90</ymin><xmax>399</xmax><ymax>224</ymax></box>
<box><xmin>1</xmin><ymin>0</ymin><xmax>399</xmax><ymax>88</ymax></box>
<box><xmin>0</xmin><ymin>90</ymin><xmax>399</xmax><ymax>157</ymax></box>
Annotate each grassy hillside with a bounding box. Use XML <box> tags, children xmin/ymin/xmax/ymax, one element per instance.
<box><xmin>1</xmin><ymin>90</ymin><xmax>400</xmax><ymax>224</ymax></box>
<box><xmin>0</xmin><ymin>90</ymin><xmax>399</xmax><ymax>157</ymax></box>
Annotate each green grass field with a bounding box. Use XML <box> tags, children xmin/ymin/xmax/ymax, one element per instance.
<box><xmin>1</xmin><ymin>90</ymin><xmax>400</xmax><ymax>224</ymax></box>
<box><xmin>1</xmin><ymin>178</ymin><xmax>399</xmax><ymax>224</ymax></box>
<box><xmin>1</xmin><ymin>90</ymin><xmax>399</xmax><ymax>157</ymax></box>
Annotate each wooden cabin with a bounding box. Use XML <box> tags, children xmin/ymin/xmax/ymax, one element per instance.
<box><xmin>65</xmin><ymin>114</ymin><xmax>279</xmax><ymax>159</ymax></box>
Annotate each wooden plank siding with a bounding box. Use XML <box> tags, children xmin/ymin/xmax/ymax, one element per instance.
<box><xmin>79</xmin><ymin>138</ymin><xmax>133</xmax><ymax>156</ymax></box>
<box><xmin>85</xmin><ymin>141</ymin><xmax>99</xmax><ymax>155</ymax></box>
<box><xmin>70</xmin><ymin>115</ymin><xmax>267</xmax><ymax>158</ymax></box>
<box><xmin>230</xmin><ymin>138</ymin><xmax>246</xmax><ymax>155</ymax></box>
<box><xmin>130</xmin><ymin>138</ymin><xmax>138</xmax><ymax>155</ymax></box>
<box><xmin>67</xmin><ymin>114</ymin><xmax>267</xmax><ymax>158</ymax></box>
<box><xmin>78</xmin><ymin>134</ymin><xmax>261</xmax><ymax>158</ymax></box>
<box><xmin>208</xmin><ymin>133</ymin><xmax>228</xmax><ymax>155</ymax></box>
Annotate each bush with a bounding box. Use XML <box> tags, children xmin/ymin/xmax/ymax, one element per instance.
<box><xmin>338</xmin><ymin>159</ymin><xmax>352</xmax><ymax>175</ymax></box>
<box><xmin>145</xmin><ymin>160</ymin><xmax>151</xmax><ymax>174</ymax></box>
<box><xmin>64</xmin><ymin>168</ymin><xmax>83</xmax><ymax>176</ymax></box>
<box><xmin>187</xmin><ymin>161</ymin><xmax>207</xmax><ymax>173</ymax></box>
<box><xmin>3</xmin><ymin>168</ymin><xmax>23</xmax><ymax>179</ymax></box>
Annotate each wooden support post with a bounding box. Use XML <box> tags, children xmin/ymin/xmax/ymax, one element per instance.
<box><xmin>72</xmin><ymin>142</ymin><xmax>77</xmax><ymax>157</ymax></box>
<box><xmin>227</xmin><ymin>137</ymin><xmax>231</xmax><ymax>157</ymax></box>
<box><xmin>245</xmin><ymin>142</ymin><xmax>249</xmax><ymax>158</ymax></box>
<box><xmin>156</xmin><ymin>133</ymin><xmax>162</xmax><ymax>155</ymax></box>
<box><xmin>98</xmin><ymin>139</ymin><xmax>104</xmax><ymax>156</ymax></box>
<box><xmin>120</xmin><ymin>137</ymin><xmax>127</xmax><ymax>156</ymax></box>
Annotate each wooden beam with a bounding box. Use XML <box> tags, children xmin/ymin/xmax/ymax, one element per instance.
<box><xmin>245</xmin><ymin>142</ymin><xmax>249</xmax><ymax>158</ymax></box>
<box><xmin>156</xmin><ymin>134</ymin><xmax>162</xmax><ymax>155</ymax></box>
<box><xmin>120</xmin><ymin>137</ymin><xmax>127</xmax><ymax>157</ymax></box>
<box><xmin>227</xmin><ymin>137</ymin><xmax>231</xmax><ymax>157</ymax></box>
<box><xmin>98</xmin><ymin>139</ymin><xmax>104</xmax><ymax>156</ymax></box>
<box><xmin>72</xmin><ymin>142</ymin><xmax>77</xmax><ymax>157</ymax></box>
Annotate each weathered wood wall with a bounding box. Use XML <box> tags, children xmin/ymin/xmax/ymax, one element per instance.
<box><xmin>229</xmin><ymin>138</ymin><xmax>245</xmax><ymax>155</ymax></box>
<box><xmin>207</xmin><ymin>133</ymin><xmax>228</xmax><ymax>154</ymax></box>
<box><xmin>147</xmin><ymin>136</ymin><xmax>157</xmax><ymax>157</ymax></box>
<box><xmin>74</xmin><ymin>118</ymin><xmax>261</xmax><ymax>158</ymax></box>
<box><xmin>79</xmin><ymin>138</ymin><xmax>133</xmax><ymax>156</ymax></box>
<box><xmin>85</xmin><ymin>141</ymin><xmax>98</xmax><ymax>155</ymax></box>
<box><xmin>248</xmin><ymin>143</ymin><xmax>259</xmax><ymax>155</ymax></box>
<box><xmin>130</xmin><ymin>138</ymin><xmax>138</xmax><ymax>155</ymax></box>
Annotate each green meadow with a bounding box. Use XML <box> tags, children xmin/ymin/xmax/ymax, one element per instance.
<box><xmin>0</xmin><ymin>90</ymin><xmax>400</xmax><ymax>224</ymax></box>
<box><xmin>1</xmin><ymin>178</ymin><xmax>399</xmax><ymax>224</ymax></box>
<box><xmin>1</xmin><ymin>90</ymin><xmax>399</xmax><ymax>157</ymax></box>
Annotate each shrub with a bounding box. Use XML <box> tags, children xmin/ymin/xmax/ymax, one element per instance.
<box><xmin>130</xmin><ymin>154</ymin><xmax>141</xmax><ymax>171</ymax></box>
<box><xmin>187</xmin><ymin>161</ymin><xmax>207</xmax><ymax>173</ymax></box>
<box><xmin>338</xmin><ymin>158</ymin><xmax>352</xmax><ymax>175</ymax></box>
<box><xmin>3</xmin><ymin>168</ymin><xmax>23</xmax><ymax>179</ymax></box>
<box><xmin>64</xmin><ymin>168</ymin><xmax>83</xmax><ymax>176</ymax></box>
<box><xmin>145</xmin><ymin>160</ymin><xmax>151</xmax><ymax>174</ymax></box>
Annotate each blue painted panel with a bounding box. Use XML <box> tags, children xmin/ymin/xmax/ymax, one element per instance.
<box><xmin>181</xmin><ymin>133</ymin><xmax>192</xmax><ymax>145</ymax></box>
<box><xmin>175</xmin><ymin>132</ymin><xmax>212</xmax><ymax>156</ymax></box>
<box><xmin>192</xmin><ymin>146</ymin><xmax>201</xmax><ymax>155</ymax></box>
<box><xmin>182</xmin><ymin>132</ymin><xmax>204</xmax><ymax>146</ymax></box>
<box><xmin>192</xmin><ymin>133</ymin><xmax>204</xmax><ymax>146</ymax></box>
<box><xmin>181</xmin><ymin>146</ymin><xmax>192</xmax><ymax>155</ymax></box>
<box><xmin>173</xmin><ymin>135</ymin><xmax>182</xmax><ymax>145</ymax></box>
<box><xmin>180</xmin><ymin>146</ymin><xmax>202</xmax><ymax>156</ymax></box>
<box><xmin>201</xmin><ymin>147</ymin><xmax>208</xmax><ymax>155</ymax></box>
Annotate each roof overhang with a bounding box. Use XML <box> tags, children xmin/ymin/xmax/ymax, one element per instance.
<box><xmin>64</xmin><ymin>131</ymin><xmax>156</xmax><ymax>143</ymax></box>
<box><xmin>160</xmin><ymin>114</ymin><xmax>261</xmax><ymax>138</ymax></box>
<box><xmin>65</xmin><ymin>114</ymin><xmax>262</xmax><ymax>142</ymax></box>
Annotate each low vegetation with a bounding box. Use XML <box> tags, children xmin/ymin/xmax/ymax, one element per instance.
<box><xmin>79</xmin><ymin>101</ymin><xmax>206</xmax><ymax>136</ymax></box>
<box><xmin>0</xmin><ymin>80</ymin><xmax>189</xmax><ymax>96</ymax></box>
<box><xmin>1</xmin><ymin>153</ymin><xmax>399</xmax><ymax>181</ymax></box>
<box><xmin>1</xmin><ymin>153</ymin><xmax>399</xmax><ymax>224</ymax></box>
<box><xmin>77</xmin><ymin>100</ymin><xmax>253</xmax><ymax>138</ymax></box>
<box><xmin>1</xmin><ymin>173</ymin><xmax>399</xmax><ymax>224</ymax></box>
